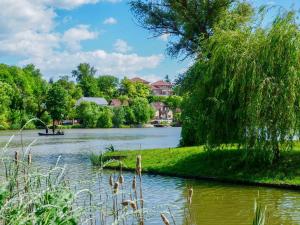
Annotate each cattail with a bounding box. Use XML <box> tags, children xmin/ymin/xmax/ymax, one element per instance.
<box><xmin>129</xmin><ymin>201</ymin><xmax>137</xmax><ymax>210</ymax></box>
<box><xmin>118</xmin><ymin>175</ymin><xmax>124</xmax><ymax>184</ymax></box>
<box><xmin>28</xmin><ymin>153</ymin><xmax>32</xmax><ymax>165</ymax></box>
<box><xmin>121</xmin><ymin>200</ymin><xmax>137</xmax><ymax>210</ymax></box>
<box><xmin>109</xmin><ymin>175</ymin><xmax>113</xmax><ymax>186</ymax></box>
<box><xmin>14</xmin><ymin>151</ymin><xmax>19</xmax><ymax>165</ymax></box>
<box><xmin>161</xmin><ymin>213</ymin><xmax>170</xmax><ymax>225</ymax></box>
<box><xmin>136</xmin><ymin>155</ymin><xmax>142</xmax><ymax>176</ymax></box>
<box><xmin>132</xmin><ymin>175</ymin><xmax>136</xmax><ymax>190</ymax></box>
<box><xmin>113</xmin><ymin>182</ymin><xmax>119</xmax><ymax>194</ymax></box>
<box><xmin>188</xmin><ymin>188</ymin><xmax>193</xmax><ymax>205</ymax></box>
<box><xmin>121</xmin><ymin>200</ymin><xmax>130</xmax><ymax>206</ymax></box>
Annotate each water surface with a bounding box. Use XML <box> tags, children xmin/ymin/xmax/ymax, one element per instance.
<box><xmin>0</xmin><ymin>128</ymin><xmax>299</xmax><ymax>225</ymax></box>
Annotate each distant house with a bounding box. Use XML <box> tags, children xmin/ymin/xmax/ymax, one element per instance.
<box><xmin>109</xmin><ymin>98</ymin><xmax>129</xmax><ymax>107</ymax></box>
<box><xmin>151</xmin><ymin>80</ymin><xmax>173</xmax><ymax>96</ymax></box>
<box><xmin>130</xmin><ymin>77</ymin><xmax>150</xmax><ymax>85</ymax></box>
<box><xmin>75</xmin><ymin>97</ymin><xmax>108</xmax><ymax>107</ymax></box>
<box><xmin>151</xmin><ymin>102</ymin><xmax>173</xmax><ymax>120</ymax></box>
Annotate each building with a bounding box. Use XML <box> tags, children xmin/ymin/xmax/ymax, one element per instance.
<box><xmin>75</xmin><ymin>97</ymin><xmax>108</xmax><ymax>107</ymax></box>
<box><xmin>109</xmin><ymin>99</ymin><xmax>129</xmax><ymax>107</ymax></box>
<box><xmin>151</xmin><ymin>80</ymin><xmax>173</xmax><ymax>96</ymax></box>
<box><xmin>151</xmin><ymin>102</ymin><xmax>173</xmax><ymax>120</ymax></box>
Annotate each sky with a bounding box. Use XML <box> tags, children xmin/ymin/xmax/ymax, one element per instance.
<box><xmin>0</xmin><ymin>0</ymin><xmax>299</xmax><ymax>82</ymax></box>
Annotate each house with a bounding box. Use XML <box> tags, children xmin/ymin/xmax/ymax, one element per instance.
<box><xmin>151</xmin><ymin>102</ymin><xmax>173</xmax><ymax>120</ymax></box>
<box><xmin>151</xmin><ymin>80</ymin><xmax>173</xmax><ymax>96</ymax></box>
<box><xmin>75</xmin><ymin>97</ymin><xmax>108</xmax><ymax>107</ymax></box>
<box><xmin>130</xmin><ymin>77</ymin><xmax>150</xmax><ymax>85</ymax></box>
<box><xmin>109</xmin><ymin>99</ymin><xmax>129</xmax><ymax>107</ymax></box>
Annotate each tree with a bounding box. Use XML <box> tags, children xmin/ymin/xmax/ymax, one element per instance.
<box><xmin>76</xmin><ymin>102</ymin><xmax>100</xmax><ymax>128</ymax></box>
<box><xmin>97</xmin><ymin>75</ymin><xmax>119</xmax><ymax>100</ymax></box>
<box><xmin>130</xmin><ymin>0</ymin><xmax>252</xmax><ymax>58</ymax></box>
<box><xmin>181</xmin><ymin>12</ymin><xmax>300</xmax><ymax>164</ymax></box>
<box><xmin>131</xmin><ymin>98</ymin><xmax>154</xmax><ymax>124</ymax></box>
<box><xmin>72</xmin><ymin>63</ymin><xmax>99</xmax><ymax>97</ymax></box>
<box><xmin>113</xmin><ymin>107</ymin><xmax>126</xmax><ymax>128</ymax></box>
<box><xmin>164</xmin><ymin>75</ymin><xmax>171</xmax><ymax>83</ymax></box>
<box><xmin>119</xmin><ymin>77</ymin><xmax>151</xmax><ymax>99</ymax></box>
<box><xmin>46</xmin><ymin>83</ymin><xmax>68</xmax><ymax>133</ymax></box>
<box><xmin>97</xmin><ymin>107</ymin><xmax>113</xmax><ymax>128</ymax></box>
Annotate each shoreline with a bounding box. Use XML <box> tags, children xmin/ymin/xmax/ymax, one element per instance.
<box><xmin>91</xmin><ymin>146</ymin><xmax>300</xmax><ymax>190</ymax></box>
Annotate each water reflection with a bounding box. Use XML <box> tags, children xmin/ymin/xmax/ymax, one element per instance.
<box><xmin>0</xmin><ymin>128</ymin><xmax>299</xmax><ymax>225</ymax></box>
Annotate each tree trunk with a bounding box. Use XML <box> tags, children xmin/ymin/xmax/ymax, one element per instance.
<box><xmin>52</xmin><ymin>119</ymin><xmax>55</xmax><ymax>134</ymax></box>
<box><xmin>273</xmin><ymin>143</ymin><xmax>280</xmax><ymax>164</ymax></box>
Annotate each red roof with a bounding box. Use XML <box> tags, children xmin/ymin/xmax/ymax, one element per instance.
<box><xmin>151</xmin><ymin>80</ymin><xmax>173</xmax><ymax>87</ymax></box>
<box><xmin>130</xmin><ymin>77</ymin><xmax>150</xmax><ymax>84</ymax></box>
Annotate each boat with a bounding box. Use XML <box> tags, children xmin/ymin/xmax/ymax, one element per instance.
<box><xmin>38</xmin><ymin>132</ymin><xmax>64</xmax><ymax>136</ymax></box>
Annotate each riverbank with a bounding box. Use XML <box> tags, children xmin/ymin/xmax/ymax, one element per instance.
<box><xmin>92</xmin><ymin>145</ymin><xmax>300</xmax><ymax>189</ymax></box>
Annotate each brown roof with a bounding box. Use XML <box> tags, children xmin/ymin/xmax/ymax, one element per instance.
<box><xmin>130</xmin><ymin>77</ymin><xmax>150</xmax><ymax>84</ymax></box>
<box><xmin>110</xmin><ymin>99</ymin><xmax>129</xmax><ymax>107</ymax></box>
<box><xmin>151</xmin><ymin>80</ymin><xmax>173</xmax><ymax>87</ymax></box>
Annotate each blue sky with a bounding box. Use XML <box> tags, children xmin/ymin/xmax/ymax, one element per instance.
<box><xmin>0</xmin><ymin>0</ymin><xmax>299</xmax><ymax>82</ymax></box>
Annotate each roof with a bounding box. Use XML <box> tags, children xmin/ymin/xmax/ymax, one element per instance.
<box><xmin>109</xmin><ymin>99</ymin><xmax>129</xmax><ymax>107</ymax></box>
<box><xmin>151</xmin><ymin>80</ymin><xmax>173</xmax><ymax>87</ymax></box>
<box><xmin>130</xmin><ymin>77</ymin><xmax>150</xmax><ymax>84</ymax></box>
<box><xmin>151</xmin><ymin>102</ymin><xmax>166</xmax><ymax>110</ymax></box>
<box><xmin>76</xmin><ymin>97</ymin><xmax>108</xmax><ymax>106</ymax></box>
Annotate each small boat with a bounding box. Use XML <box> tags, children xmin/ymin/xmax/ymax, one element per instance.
<box><xmin>38</xmin><ymin>132</ymin><xmax>64</xmax><ymax>136</ymax></box>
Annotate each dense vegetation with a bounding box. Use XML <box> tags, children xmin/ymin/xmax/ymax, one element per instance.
<box><xmin>0</xmin><ymin>63</ymin><xmax>182</xmax><ymax>130</ymax></box>
<box><xmin>131</xmin><ymin>0</ymin><xmax>300</xmax><ymax>164</ymax></box>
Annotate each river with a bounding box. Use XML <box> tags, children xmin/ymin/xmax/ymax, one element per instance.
<box><xmin>0</xmin><ymin>128</ymin><xmax>299</xmax><ymax>225</ymax></box>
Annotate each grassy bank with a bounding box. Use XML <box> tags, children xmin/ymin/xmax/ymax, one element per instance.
<box><xmin>91</xmin><ymin>145</ymin><xmax>300</xmax><ymax>188</ymax></box>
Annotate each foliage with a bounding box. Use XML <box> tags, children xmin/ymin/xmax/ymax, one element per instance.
<box><xmin>0</xmin><ymin>64</ymin><xmax>48</xmax><ymax>129</ymax></box>
<box><xmin>98</xmin><ymin>75</ymin><xmax>119</xmax><ymax>100</ymax></box>
<box><xmin>97</xmin><ymin>107</ymin><xmax>113</xmax><ymax>128</ymax></box>
<box><xmin>131</xmin><ymin>97</ymin><xmax>155</xmax><ymax>124</ymax></box>
<box><xmin>112</xmin><ymin>107</ymin><xmax>126</xmax><ymax>128</ymax></box>
<box><xmin>119</xmin><ymin>77</ymin><xmax>151</xmax><ymax>98</ymax></box>
<box><xmin>130</xmin><ymin>0</ymin><xmax>253</xmax><ymax>58</ymax></box>
<box><xmin>181</xmin><ymin>12</ymin><xmax>300</xmax><ymax>164</ymax></box>
<box><xmin>46</xmin><ymin>83</ymin><xmax>68</xmax><ymax>121</ymax></box>
<box><xmin>72</xmin><ymin>63</ymin><xmax>99</xmax><ymax>97</ymax></box>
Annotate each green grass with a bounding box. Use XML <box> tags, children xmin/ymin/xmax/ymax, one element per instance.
<box><xmin>93</xmin><ymin>145</ymin><xmax>300</xmax><ymax>187</ymax></box>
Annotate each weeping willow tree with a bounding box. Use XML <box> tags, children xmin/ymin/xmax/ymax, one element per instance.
<box><xmin>181</xmin><ymin>12</ymin><xmax>300</xmax><ymax>164</ymax></box>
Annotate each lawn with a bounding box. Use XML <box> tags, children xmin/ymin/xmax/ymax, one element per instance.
<box><xmin>91</xmin><ymin>145</ymin><xmax>300</xmax><ymax>188</ymax></box>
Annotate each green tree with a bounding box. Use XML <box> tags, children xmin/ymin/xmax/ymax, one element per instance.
<box><xmin>181</xmin><ymin>12</ymin><xmax>300</xmax><ymax>164</ymax></box>
<box><xmin>72</xmin><ymin>63</ymin><xmax>99</xmax><ymax>97</ymax></box>
<box><xmin>130</xmin><ymin>0</ymin><xmax>252</xmax><ymax>57</ymax></box>
<box><xmin>119</xmin><ymin>77</ymin><xmax>150</xmax><ymax>98</ymax></box>
<box><xmin>131</xmin><ymin>98</ymin><xmax>154</xmax><ymax>124</ymax></box>
<box><xmin>97</xmin><ymin>107</ymin><xmax>113</xmax><ymax>128</ymax></box>
<box><xmin>76</xmin><ymin>102</ymin><xmax>100</xmax><ymax>128</ymax></box>
<box><xmin>112</xmin><ymin>107</ymin><xmax>126</xmax><ymax>128</ymax></box>
<box><xmin>46</xmin><ymin>83</ymin><xmax>68</xmax><ymax>133</ymax></box>
<box><xmin>97</xmin><ymin>75</ymin><xmax>119</xmax><ymax>100</ymax></box>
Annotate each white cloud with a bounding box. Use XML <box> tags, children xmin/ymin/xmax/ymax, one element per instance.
<box><xmin>158</xmin><ymin>33</ymin><xmax>170</xmax><ymax>42</ymax></box>
<box><xmin>114</xmin><ymin>39</ymin><xmax>132</xmax><ymax>53</ymax></box>
<box><xmin>0</xmin><ymin>0</ymin><xmax>55</xmax><ymax>35</ymax></box>
<box><xmin>103</xmin><ymin>17</ymin><xmax>118</xmax><ymax>25</ymax></box>
<box><xmin>62</xmin><ymin>25</ymin><xmax>98</xmax><ymax>51</ymax></box>
<box><xmin>21</xmin><ymin>51</ymin><xmax>163</xmax><ymax>78</ymax></box>
<box><xmin>45</xmin><ymin>0</ymin><xmax>99</xmax><ymax>9</ymax></box>
<box><xmin>0</xmin><ymin>0</ymin><xmax>162</xmax><ymax>79</ymax></box>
